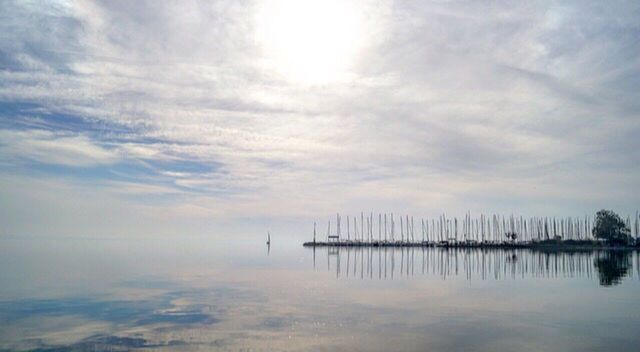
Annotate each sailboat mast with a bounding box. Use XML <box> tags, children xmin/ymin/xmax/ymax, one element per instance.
<box><xmin>384</xmin><ymin>214</ymin><xmax>388</xmax><ymax>242</ymax></box>
<box><xmin>347</xmin><ymin>216</ymin><xmax>350</xmax><ymax>241</ymax></box>
<box><xmin>379</xmin><ymin>213</ymin><xmax>382</xmax><ymax>242</ymax></box>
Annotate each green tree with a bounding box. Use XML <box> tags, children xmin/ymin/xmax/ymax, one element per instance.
<box><xmin>592</xmin><ymin>210</ymin><xmax>631</xmax><ymax>245</ymax></box>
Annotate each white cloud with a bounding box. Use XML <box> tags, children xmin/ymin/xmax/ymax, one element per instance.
<box><xmin>0</xmin><ymin>129</ymin><xmax>118</xmax><ymax>167</ymax></box>
<box><xmin>0</xmin><ymin>0</ymin><xmax>639</xmax><ymax>236</ymax></box>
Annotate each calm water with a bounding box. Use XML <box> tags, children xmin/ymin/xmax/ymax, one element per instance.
<box><xmin>1</xmin><ymin>237</ymin><xmax>639</xmax><ymax>351</ymax></box>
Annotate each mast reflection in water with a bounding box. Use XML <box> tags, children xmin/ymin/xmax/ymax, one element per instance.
<box><xmin>312</xmin><ymin>247</ymin><xmax>640</xmax><ymax>286</ymax></box>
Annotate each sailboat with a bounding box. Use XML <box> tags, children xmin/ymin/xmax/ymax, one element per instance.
<box><xmin>266</xmin><ymin>232</ymin><xmax>271</xmax><ymax>245</ymax></box>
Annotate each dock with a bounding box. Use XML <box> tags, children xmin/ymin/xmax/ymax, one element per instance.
<box><xmin>303</xmin><ymin>211</ymin><xmax>640</xmax><ymax>250</ymax></box>
<box><xmin>303</xmin><ymin>240</ymin><xmax>640</xmax><ymax>250</ymax></box>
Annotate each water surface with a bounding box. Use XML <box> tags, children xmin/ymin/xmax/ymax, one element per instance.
<box><xmin>1</xmin><ymin>237</ymin><xmax>639</xmax><ymax>351</ymax></box>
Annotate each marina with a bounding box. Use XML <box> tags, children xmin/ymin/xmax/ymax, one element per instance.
<box><xmin>304</xmin><ymin>212</ymin><xmax>640</xmax><ymax>249</ymax></box>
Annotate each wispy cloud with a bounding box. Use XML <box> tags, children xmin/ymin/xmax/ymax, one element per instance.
<box><xmin>0</xmin><ymin>129</ymin><xmax>118</xmax><ymax>167</ymax></box>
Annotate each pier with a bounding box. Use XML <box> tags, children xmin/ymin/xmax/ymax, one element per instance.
<box><xmin>304</xmin><ymin>211</ymin><xmax>640</xmax><ymax>249</ymax></box>
<box><xmin>303</xmin><ymin>239</ymin><xmax>639</xmax><ymax>250</ymax></box>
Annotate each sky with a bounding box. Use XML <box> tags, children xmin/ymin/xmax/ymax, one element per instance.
<box><xmin>0</xmin><ymin>0</ymin><xmax>639</xmax><ymax>237</ymax></box>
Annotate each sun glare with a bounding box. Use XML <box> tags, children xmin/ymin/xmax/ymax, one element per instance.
<box><xmin>255</xmin><ymin>0</ymin><xmax>365</xmax><ymax>85</ymax></box>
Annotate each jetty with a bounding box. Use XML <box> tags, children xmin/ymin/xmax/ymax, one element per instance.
<box><xmin>303</xmin><ymin>239</ymin><xmax>639</xmax><ymax>250</ymax></box>
<box><xmin>303</xmin><ymin>212</ymin><xmax>640</xmax><ymax>250</ymax></box>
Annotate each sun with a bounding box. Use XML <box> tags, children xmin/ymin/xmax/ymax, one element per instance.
<box><xmin>255</xmin><ymin>0</ymin><xmax>365</xmax><ymax>85</ymax></box>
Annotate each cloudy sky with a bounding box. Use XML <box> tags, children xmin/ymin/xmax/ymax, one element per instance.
<box><xmin>0</xmin><ymin>0</ymin><xmax>638</xmax><ymax>237</ymax></box>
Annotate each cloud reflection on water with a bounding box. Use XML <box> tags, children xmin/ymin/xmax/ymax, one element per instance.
<box><xmin>0</xmin><ymin>239</ymin><xmax>639</xmax><ymax>351</ymax></box>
